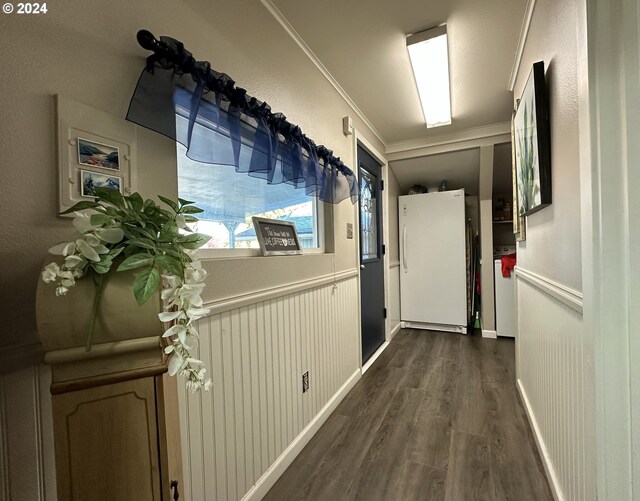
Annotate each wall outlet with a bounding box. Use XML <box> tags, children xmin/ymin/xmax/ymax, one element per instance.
<box><xmin>302</xmin><ymin>371</ymin><xmax>309</xmax><ymax>393</ymax></box>
<box><xmin>346</xmin><ymin>223</ymin><xmax>353</xmax><ymax>239</ymax></box>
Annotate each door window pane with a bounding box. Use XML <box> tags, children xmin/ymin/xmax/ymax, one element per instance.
<box><xmin>360</xmin><ymin>168</ymin><xmax>378</xmax><ymax>260</ymax></box>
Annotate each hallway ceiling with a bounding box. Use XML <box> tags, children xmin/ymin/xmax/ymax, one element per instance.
<box><xmin>269</xmin><ymin>0</ymin><xmax>526</xmax><ymax>145</ymax></box>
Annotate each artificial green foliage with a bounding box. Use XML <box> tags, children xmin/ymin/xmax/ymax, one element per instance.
<box><xmin>60</xmin><ymin>188</ymin><xmax>209</xmax><ymax>305</ymax></box>
<box><xmin>517</xmin><ymin>102</ymin><xmax>540</xmax><ymax>215</ymax></box>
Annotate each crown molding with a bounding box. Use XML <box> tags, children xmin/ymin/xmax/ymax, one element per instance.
<box><xmin>386</xmin><ymin>121</ymin><xmax>511</xmax><ymax>160</ymax></box>
<box><xmin>508</xmin><ymin>0</ymin><xmax>537</xmax><ymax>92</ymax></box>
<box><xmin>261</xmin><ymin>0</ymin><xmax>386</xmax><ymax>147</ymax></box>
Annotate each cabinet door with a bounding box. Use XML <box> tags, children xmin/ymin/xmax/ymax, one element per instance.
<box><xmin>52</xmin><ymin>377</ymin><xmax>162</xmax><ymax>501</ymax></box>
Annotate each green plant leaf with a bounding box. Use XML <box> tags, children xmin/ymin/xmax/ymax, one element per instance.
<box><xmin>94</xmin><ymin>187</ymin><xmax>125</xmax><ymax>208</ymax></box>
<box><xmin>90</xmin><ymin>213</ymin><xmax>112</xmax><ymax>226</ymax></box>
<box><xmin>108</xmin><ymin>247</ymin><xmax>124</xmax><ymax>258</ymax></box>
<box><xmin>125</xmin><ymin>237</ymin><xmax>157</xmax><ymax>251</ymax></box>
<box><xmin>92</xmin><ymin>260</ymin><xmax>113</xmax><ymax>274</ymax></box>
<box><xmin>60</xmin><ymin>201</ymin><xmax>101</xmax><ymax>214</ymax></box>
<box><xmin>133</xmin><ymin>267</ymin><xmax>160</xmax><ymax>305</ymax></box>
<box><xmin>177</xmin><ymin>233</ymin><xmax>211</xmax><ymax>249</ymax></box>
<box><xmin>181</xmin><ymin>206</ymin><xmax>205</xmax><ymax>214</ymax></box>
<box><xmin>158</xmin><ymin>222</ymin><xmax>179</xmax><ymax>241</ymax></box>
<box><xmin>155</xmin><ymin>255</ymin><xmax>184</xmax><ymax>278</ymax></box>
<box><xmin>158</xmin><ymin>195</ymin><xmax>179</xmax><ymax>212</ymax></box>
<box><xmin>178</xmin><ymin>198</ymin><xmax>195</xmax><ymax>206</ymax></box>
<box><xmin>117</xmin><ymin>254</ymin><xmax>155</xmax><ymax>271</ymax></box>
<box><xmin>126</xmin><ymin>192</ymin><xmax>144</xmax><ymax>212</ymax></box>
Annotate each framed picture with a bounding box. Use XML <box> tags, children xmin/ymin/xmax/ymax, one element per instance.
<box><xmin>80</xmin><ymin>170</ymin><xmax>122</xmax><ymax>198</ymax></box>
<box><xmin>252</xmin><ymin>217</ymin><xmax>302</xmax><ymax>256</ymax></box>
<box><xmin>513</xmin><ymin>61</ymin><xmax>551</xmax><ymax>217</ymax></box>
<box><xmin>77</xmin><ymin>137</ymin><xmax>120</xmax><ymax>171</ymax></box>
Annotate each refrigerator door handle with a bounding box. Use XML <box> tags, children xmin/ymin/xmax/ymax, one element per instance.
<box><xmin>402</xmin><ymin>224</ymin><xmax>408</xmax><ymax>273</ymax></box>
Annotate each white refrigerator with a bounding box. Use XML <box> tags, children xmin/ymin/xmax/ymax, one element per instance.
<box><xmin>399</xmin><ymin>190</ymin><xmax>468</xmax><ymax>334</ymax></box>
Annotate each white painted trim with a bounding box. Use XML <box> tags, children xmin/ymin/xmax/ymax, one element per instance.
<box><xmin>514</xmin><ymin>267</ymin><xmax>583</xmax><ymax>314</ymax></box>
<box><xmin>260</xmin><ymin>0</ymin><xmax>386</xmax><ymax>147</ymax></box>
<box><xmin>32</xmin><ymin>365</ymin><xmax>44</xmax><ymax>500</ymax></box>
<box><xmin>204</xmin><ymin>268</ymin><xmax>358</xmax><ymax>315</ymax></box>
<box><xmin>517</xmin><ymin>379</ymin><xmax>563</xmax><ymax>501</ymax></box>
<box><xmin>362</xmin><ymin>341</ymin><xmax>390</xmax><ymax>374</ymax></box>
<box><xmin>508</xmin><ymin>0</ymin><xmax>537</xmax><ymax>91</ymax></box>
<box><xmin>389</xmin><ymin>260</ymin><xmax>400</xmax><ymax>269</ymax></box>
<box><xmin>403</xmin><ymin>321</ymin><xmax>467</xmax><ymax>335</ymax></box>
<box><xmin>389</xmin><ymin>322</ymin><xmax>402</xmax><ymax>340</ymax></box>
<box><xmin>386</xmin><ymin>121</ymin><xmax>511</xmax><ymax>158</ymax></box>
<box><xmin>241</xmin><ymin>368</ymin><xmax>361</xmax><ymax>501</ymax></box>
<box><xmin>0</xmin><ymin>374</ymin><xmax>10</xmax><ymax>501</ymax></box>
<box><xmin>482</xmin><ymin>330</ymin><xmax>497</xmax><ymax>339</ymax></box>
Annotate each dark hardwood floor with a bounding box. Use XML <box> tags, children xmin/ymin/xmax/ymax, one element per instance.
<box><xmin>264</xmin><ymin>329</ymin><xmax>553</xmax><ymax>501</ymax></box>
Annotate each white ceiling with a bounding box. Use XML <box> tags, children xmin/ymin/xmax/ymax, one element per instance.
<box><xmin>269</xmin><ymin>0</ymin><xmax>527</xmax><ymax>145</ymax></box>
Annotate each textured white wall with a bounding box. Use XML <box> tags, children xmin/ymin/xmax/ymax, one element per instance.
<box><xmin>513</xmin><ymin>0</ymin><xmax>582</xmax><ymax>291</ymax></box>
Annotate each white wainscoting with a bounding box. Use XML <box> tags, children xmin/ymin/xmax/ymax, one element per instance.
<box><xmin>0</xmin><ymin>363</ymin><xmax>56</xmax><ymax>501</ymax></box>
<box><xmin>177</xmin><ymin>272</ymin><xmax>361</xmax><ymax>501</ymax></box>
<box><xmin>515</xmin><ymin>267</ymin><xmax>588</xmax><ymax>501</ymax></box>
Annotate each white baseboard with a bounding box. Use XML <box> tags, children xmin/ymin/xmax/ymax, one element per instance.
<box><xmin>241</xmin><ymin>368</ymin><xmax>361</xmax><ymax>501</ymax></box>
<box><xmin>482</xmin><ymin>329</ymin><xmax>497</xmax><ymax>339</ymax></box>
<box><xmin>389</xmin><ymin>322</ymin><xmax>402</xmax><ymax>340</ymax></box>
<box><xmin>362</xmin><ymin>341</ymin><xmax>390</xmax><ymax>374</ymax></box>
<box><xmin>517</xmin><ymin>379</ymin><xmax>563</xmax><ymax>501</ymax></box>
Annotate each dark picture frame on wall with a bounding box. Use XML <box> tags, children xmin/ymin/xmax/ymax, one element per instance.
<box><xmin>513</xmin><ymin>61</ymin><xmax>551</xmax><ymax>217</ymax></box>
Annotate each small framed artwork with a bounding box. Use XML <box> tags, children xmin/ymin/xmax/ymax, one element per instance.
<box><xmin>252</xmin><ymin>217</ymin><xmax>302</xmax><ymax>256</ymax></box>
<box><xmin>77</xmin><ymin>137</ymin><xmax>120</xmax><ymax>171</ymax></box>
<box><xmin>56</xmin><ymin>95</ymin><xmax>137</xmax><ymax>215</ymax></box>
<box><xmin>513</xmin><ymin>61</ymin><xmax>551</xmax><ymax>217</ymax></box>
<box><xmin>80</xmin><ymin>170</ymin><xmax>122</xmax><ymax>198</ymax></box>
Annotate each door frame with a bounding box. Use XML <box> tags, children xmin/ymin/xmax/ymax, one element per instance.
<box><xmin>352</xmin><ymin>130</ymin><xmax>390</xmax><ymax>373</ymax></box>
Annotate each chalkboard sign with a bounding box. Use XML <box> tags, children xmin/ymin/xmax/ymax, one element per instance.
<box><xmin>252</xmin><ymin>217</ymin><xmax>303</xmax><ymax>256</ymax></box>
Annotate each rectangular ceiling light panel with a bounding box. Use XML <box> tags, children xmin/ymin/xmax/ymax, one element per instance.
<box><xmin>407</xmin><ymin>25</ymin><xmax>452</xmax><ymax>128</ymax></box>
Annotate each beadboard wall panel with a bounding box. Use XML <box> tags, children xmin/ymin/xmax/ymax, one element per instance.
<box><xmin>515</xmin><ymin>268</ymin><xmax>587</xmax><ymax>501</ymax></box>
<box><xmin>0</xmin><ymin>364</ymin><xmax>56</xmax><ymax>501</ymax></box>
<box><xmin>177</xmin><ymin>275</ymin><xmax>361</xmax><ymax>501</ymax></box>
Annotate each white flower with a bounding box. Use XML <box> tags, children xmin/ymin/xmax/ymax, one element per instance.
<box><xmin>55</xmin><ymin>286</ymin><xmax>69</xmax><ymax>296</ymax></box>
<box><xmin>203</xmin><ymin>379</ymin><xmax>213</xmax><ymax>391</ymax></box>
<box><xmin>158</xmin><ymin>310</ymin><xmax>185</xmax><ymax>323</ymax></box>
<box><xmin>42</xmin><ymin>263</ymin><xmax>60</xmax><ymax>283</ymax></box>
<box><xmin>186</xmin><ymin>306</ymin><xmax>210</xmax><ymax>321</ymax></box>
<box><xmin>167</xmin><ymin>353</ymin><xmax>187</xmax><ymax>376</ymax></box>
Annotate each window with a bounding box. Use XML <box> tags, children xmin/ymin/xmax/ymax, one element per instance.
<box><xmin>176</xmin><ymin>142</ymin><xmax>322</xmax><ymax>253</ymax></box>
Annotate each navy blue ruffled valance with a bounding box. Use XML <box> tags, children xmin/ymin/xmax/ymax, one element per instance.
<box><xmin>126</xmin><ymin>30</ymin><xmax>359</xmax><ymax>204</ymax></box>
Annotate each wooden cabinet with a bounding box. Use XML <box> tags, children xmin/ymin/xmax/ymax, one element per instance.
<box><xmin>49</xmin><ymin>368</ymin><xmax>183</xmax><ymax>501</ymax></box>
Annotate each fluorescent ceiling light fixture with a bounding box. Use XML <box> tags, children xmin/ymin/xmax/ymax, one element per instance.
<box><xmin>406</xmin><ymin>25</ymin><xmax>452</xmax><ymax>128</ymax></box>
